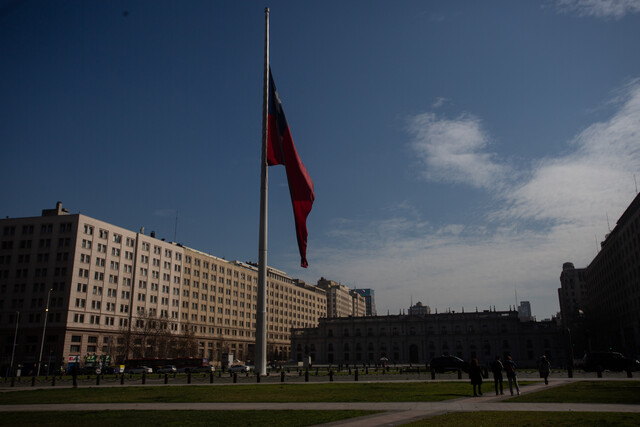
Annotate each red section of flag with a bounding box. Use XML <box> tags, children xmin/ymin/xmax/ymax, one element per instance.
<box><xmin>267</xmin><ymin>69</ymin><xmax>315</xmax><ymax>268</ymax></box>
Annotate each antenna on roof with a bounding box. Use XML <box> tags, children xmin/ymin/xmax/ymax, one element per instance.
<box><xmin>606</xmin><ymin>213</ymin><xmax>611</xmax><ymax>232</ymax></box>
<box><xmin>174</xmin><ymin>210</ymin><xmax>178</xmax><ymax>242</ymax></box>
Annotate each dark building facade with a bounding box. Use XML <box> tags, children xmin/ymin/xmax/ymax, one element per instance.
<box><xmin>292</xmin><ymin>309</ymin><xmax>563</xmax><ymax>368</ymax></box>
<box><xmin>585</xmin><ymin>193</ymin><xmax>640</xmax><ymax>356</ymax></box>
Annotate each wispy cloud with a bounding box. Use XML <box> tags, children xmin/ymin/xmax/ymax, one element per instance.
<box><xmin>502</xmin><ymin>79</ymin><xmax>640</xmax><ymax>226</ymax></box>
<box><xmin>408</xmin><ymin>113</ymin><xmax>510</xmax><ymax>190</ymax></box>
<box><xmin>311</xmin><ymin>79</ymin><xmax>640</xmax><ymax>319</ymax></box>
<box><xmin>555</xmin><ymin>0</ymin><xmax>640</xmax><ymax>19</ymax></box>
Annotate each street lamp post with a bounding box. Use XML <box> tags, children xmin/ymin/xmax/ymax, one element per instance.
<box><xmin>37</xmin><ymin>288</ymin><xmax>53</xmax><ymax>377</ymax></box>
<box><xmin>9</xmin><ymin>311</ymin><xmax>20</xmax><ymax>377</ymax></box>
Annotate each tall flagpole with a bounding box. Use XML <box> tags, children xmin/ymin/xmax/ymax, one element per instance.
<box><xmin>256</xmin><ymin>7</ymin><xmax>269</xmax><ymax>376</ymax></box>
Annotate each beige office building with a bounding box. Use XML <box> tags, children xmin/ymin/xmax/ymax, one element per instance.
<box><xmin>0</xmin><ymin>203</ymin><xmax>332</xmax><ymax>373</ymax></box>
<box><xmin>317</xmin><ymin>278</ymin><xmax>355</xmax><ymax>318</ymax></box>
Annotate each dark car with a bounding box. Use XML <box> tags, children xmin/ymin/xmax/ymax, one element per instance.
<box><xmin>583</xmin><ymin>352</ymin><xmax>640</xmax><ymax>372</ymax></box>
<box><xmin>429</xmin><ymin>356</ymin><xmax>468</xmax><ymax>373</ymax></box>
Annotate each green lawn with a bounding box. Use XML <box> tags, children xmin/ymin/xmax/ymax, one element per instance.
<box><xmin>0</xmin><ymin>382</ymin><xmax>472</xmax><ymax>404</ymax></box>
<box><xmin>0</xmin><ymin>410</ymin><xmax>378</xmax><ymax>427</ymax></box>
<box><xmin>509</xmin><ymin>381</ymin><xmax>640</xmax><ymax>405</ymax></box>
<box><xmin>405</xmin><ymin>411</ymin><xmax>640</xmax><ymax>426</ymax></box>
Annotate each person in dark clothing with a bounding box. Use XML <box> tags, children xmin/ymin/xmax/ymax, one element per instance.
<box><xmin>538</xmin><ymin>355</ymin><xmax>551</xmax><ymax>385</ymax></box>
<box><xmin>490</xmin><ymin>356</ymin><xmax>504</xmax><ymax>395</ymax></box>
<box><xmin>469</xmin><ymin>358</ymin><xmax>483</xmax><ymax>396</ymax></box>
<box><xmin>505</xmin><ymin>355</ymin><xmax>520</xmax><ymax>395</ymax></box>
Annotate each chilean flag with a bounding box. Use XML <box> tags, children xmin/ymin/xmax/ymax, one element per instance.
<box><xmin>267</xmin><ymin>69</ymin><xmax>315</xmax><ymax>268</ymax></box>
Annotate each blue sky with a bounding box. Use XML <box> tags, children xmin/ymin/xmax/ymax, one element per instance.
<box><xmin>2</xmin><ymin>0</ymin><xmax>640</xmax><ymax>320</ymax></box>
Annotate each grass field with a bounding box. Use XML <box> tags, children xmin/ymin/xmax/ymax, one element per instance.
<box><xmin>509</xmin><ymin>381</ymin><xmax>640</xmax><ymax>405</ymax></box>
<box><xmin>0</xmin><ymin>410</ymin><xmax>379</xmax><ymax>427</ymax></box>
<box><xmin>405</xmin><ymin>411</ymin><xmax>640</xmax><ymax>426</ymax></box>
<box><xmin>0</xmin><ymin>382</ymin><xmax>474</xmax><ymax>404</ymax></box>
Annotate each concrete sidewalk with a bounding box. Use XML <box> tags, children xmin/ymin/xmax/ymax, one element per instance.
<box><xmin>1</xmin><ymin>380</ymin><xmax>639</xmax><ymax>426</ymax></box>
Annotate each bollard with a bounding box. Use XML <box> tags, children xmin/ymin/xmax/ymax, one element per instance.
<box><xmin>280</xmin><ymin>371</ymin><xmax>285</xmax><ymax>383</ymax></box>
<box><xmin>329</xmin><ymin>370</ymin><xmax>334</xmax><ymax>382</ymax></box>
<box><xmin>348</xmin><ymin>367</ymin><xmax>352</xmax><ymax>375</ymax></box>
<box><xmin>218</xmin><ymin>370</ymin><xmax>222</xmax><ymax>378</ymax></box>
<box><xmin>431</xmin><ymin>369</ymin><xmax>436</xmax><ymax>380</ymax></box>
<box><xmin>365</xmin><ymin>366</ymin><xmax>369</xmax><ymax>375</ymax></box>
<box><xmin>210</xmin><ymin>372</ymin><xmax>214</xmax><ymax>383</ymax></box>
<box><xmin>354</xmin><ymin>369</ymin><xmax>359</xmax><ymax>381</ymax></box>
<box><xmin>11</xmin><ymin>376</ymin><xmax>15</xmax><ymax>387</ymax></box>
<box><xmin>305</xmin><ymin>370</ymin><xmax>309</xmax><ymax>382</ymax></box>
<box><xmin>31</xmin><ymin>376</ymin><xmax>36</xmax><ymax>387</ymax></box>
<box><xmin>142</xmin><ymin>372</ymin><xmax>146</xmax><ymax>385</ymax></box>
<box><xmin>165</xmin><ymin>373</ymin><xmax>169</xmax><ymax>384</ymax></box>
<box><xmin>187</xmin><ymin>372</ymin><xmax>191</xmax><ymax>384</ymax></box>
<box><xmin>120</xmin><ymin>374</ymin><xmax>124</xmax><ymax>385</ymax></box>
<box><xmin>52</xmin><ymin>376</ymin><xmax>56</xmax><ymax>386</ymax></box>
<box><xmin>316</xmin><ymin>368</ymin><xmax>319</xmax><ymax>376</ymax></box>
<box><xmin>457</xmin><ymin>369</ymin><xmax>462</xmax><ymax>380</ymax></box>
<box><xmin>257</xmin><ymin>373</ymin><xmax>261</xmax><ymax>383</ymax></box>
<box><xmin>568</xmin><ymin>368</ymin><xmax>573</xmax><ymax>378</ymax></box>
<box><xmin>597</xmin><ymin>370</ymin><xmax>602</xmax><ymax>378</ymax></box>
<box><xmin>233</xmin><ymin>373</ymin><xmax>237</xmax><ymax>383</ymax></box>
<box><xmin>96</xmin><ymin>375</ymin><xmax>100</xmax><ymax>386</ymax></box>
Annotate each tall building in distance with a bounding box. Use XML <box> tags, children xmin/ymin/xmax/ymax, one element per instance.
<box><xmin>408</xmin><ymin>301</ymin><xmax>431</xmax><ymax>316</ymax></box>
<box><xmin>316</xmin><ymin>278</ymin><xmax>355</xmax><ymax>318</ymax></box>
<box><xmin>517</xmin><ymin>301</ymin><xmax>533</xmax><ymax>322</ymax></box>
<box><xmin>353</xmin><ymin>288</ymin><xmax>376</xmax><ymax>316</ymax></box>
<box><xmin>350</xmin><ymin>289</ymin><xmax>367</xmax><ymax>317</ymax></box>
<box><xmin>558</xmin><ymin>262</ymin><xmax>587</xmax><ymax>330</ymax></box>
<box><xmin>0</xmin><ymin>203</ymin><xmax>372</xmax><ymax>374</ymax></box>
<box><xmin>558</xmin><ymin>261</ymin><xmax>588</xmax><ymax>357</ymax></box>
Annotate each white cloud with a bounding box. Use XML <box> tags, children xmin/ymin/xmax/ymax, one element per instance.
<box><xmin>502</xmin><ymin>80</ymin><xmax>640</xmax><ymax>226</ymax></box>
<box><xmin>408</xmin><ymin>113</ymin><xmax>510</xmax><ymax>190</ymax></box>
<box><xmin>431</xmin><ymin>97</ymin><xmax>448</xmax><ymax>109</ymax></box>
<box><xmin>310</xmin><ymin>80</ymin><xmax>640</xmax><ymax>320</ymax></box>
<box><xmin>556</xmin><ymin>0</ymin><xmax>640</xmax><ymax>19</ymax></box>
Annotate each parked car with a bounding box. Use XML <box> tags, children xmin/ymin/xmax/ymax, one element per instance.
<box><xmin>126</xmin><ymin>365</ymin><xmax>153</xmax><ymax>374</ymax></box>
<box><xmin>429</xmin><ymin>356</ymin><xmax>468</xmax><ymax>373</ymax></box>
<box><xmin>188</xmin><ymin>365</ymin><xmax>215</xmax><ymax>373</ymax></box>
<box><xmin>583</xmin><ymin>352</ymin><xmax>640</xmax><ymax>372</ymax></box>
<box><xmin>227</xmin><ymin>364</ymin><xmax>250</xmax><ymax>373</ymax></box>
<box><xmin>156</xmin><ymin>365</ymin><xmax>177</xmax><ymax>374</ymax></box>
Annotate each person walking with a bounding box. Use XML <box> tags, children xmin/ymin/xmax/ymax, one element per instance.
<box><xmin>490</xmin><ymin>355</ymin><xmax>504</xmax><ymax>395</ymax></box>
<box><xmin>538</xmin><ymin>355</ymin><xmax>551</xmax><ymax>385</ymax></box>
<box><xmin>505</xmin><ymin>355</ymin><xmax>520</xmax><ymax>396</ymax></box>
<box><xmin>469</xmin><ymin>358</ymin><xmax>483</xmax><ymax>396</ymax></box>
